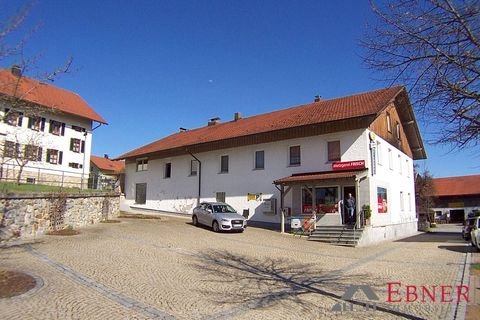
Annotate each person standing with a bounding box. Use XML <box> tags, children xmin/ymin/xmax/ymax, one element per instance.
<box><xmin>345</xmin><ymin>193</ymin><xmax>356</xmax><ymax>225</ymax></box>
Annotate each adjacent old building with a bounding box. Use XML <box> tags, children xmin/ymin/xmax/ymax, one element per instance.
<box><xmin>89</xmin><ymin>155</ymin><xmax>125</xmax><ymax>192</ymax></box>
<box><xmin>0</xmin><ymin>67</ymin><xmax>106</xmax><ymax>187</ymax></box>
<box><xmin>118</xmin><ymin>86</ymin><xmax>426</xmax><ymax>245</ymax></box>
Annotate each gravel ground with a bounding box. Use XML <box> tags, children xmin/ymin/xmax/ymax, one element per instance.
<box><xmin>0</xmin><ymin>216</ymin><xmax>477</xmax><ymax>320</ymax></box>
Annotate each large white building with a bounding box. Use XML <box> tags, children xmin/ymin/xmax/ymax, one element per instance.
<box><xmin>0</xmin><ymin>67</ymin><xmax>106</xmax><ymax>187</ymax></box>
<box><xmin>119</xmin><ymin>86</ymin><xmax>426</xmax><ymax>245</ymax></box>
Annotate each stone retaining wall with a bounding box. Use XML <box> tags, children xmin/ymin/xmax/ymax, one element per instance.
<box><xmin>0</xmin><ymin>192</ymin><xmax>120</xmax><ymax>244</ymax></box>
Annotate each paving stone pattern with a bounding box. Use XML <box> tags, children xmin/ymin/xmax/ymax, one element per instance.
<box><xmin>0</xmin><ymin>217</ymin><xmax>475</xmax><ymax>320</ymax></box>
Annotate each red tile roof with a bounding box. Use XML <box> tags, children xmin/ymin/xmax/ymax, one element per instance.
<box><xmin>91</xmin><ymin>155</ymin><xmax>125</xmax><ymax>173</ymax></box>
<box><xmin>0</xmin><ymin>68</ymin><xmax>106</xmax><ymax>124</ymax></box>
<box><xmin>431</xmin><ymin>175</ymin><xmax>480</xmax><ymax>197</ymax></box>
<box><xmin>119</xmin><ymin>86</ymin><xmax>405</xmax><ymax>159</ymax></box>
<box><xmin>274</xmin><ymin>169</ymin><xmax>367</xmax><ymax>184</ymax></box>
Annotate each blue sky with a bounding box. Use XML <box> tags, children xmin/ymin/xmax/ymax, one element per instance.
<box><xmin>2</xmin><ymin>0</ymin><xmax>479</xmax><ymax>178</ymax></box>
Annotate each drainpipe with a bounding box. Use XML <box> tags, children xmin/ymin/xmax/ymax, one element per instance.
<box><xmin>187</xmin><ymin>151</ymin><xmax>201</xmax><ymax>206</ymax></box>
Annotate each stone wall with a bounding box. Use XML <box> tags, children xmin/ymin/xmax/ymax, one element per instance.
<box><xmin>0</xmin><ymin>192</ymin><xmax>120</xmax><ymax>244</ymax></box>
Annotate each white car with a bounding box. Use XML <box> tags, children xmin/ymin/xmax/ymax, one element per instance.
<box><xmin>192</xmin><ymin>202</ymin><xmax>247</xmax><ymax>232</ymax></box>
<box><xmin>470</xmin><ymin>216</ymin><xmax>480</xmax><ymax>250</ymax></box>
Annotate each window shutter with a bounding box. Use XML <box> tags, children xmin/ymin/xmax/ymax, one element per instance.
<box><xmin>41</xmin><ymin>118</ymin><xmax>46</xmax><ymax>131</ymax></box>
<box><xmin>28</xmin><ymin>117</ymin><xmax>32</xmax><ymax>129</ymax></box>
<box><xmin>59</xmin><ymin>151</ymin><xmax>63</xmax><ymax>164</ymax></box>
<box><xmin>81</xmin><ymin>140</ymin><xmax>85</xmax><ymax>153</ymax></box>
<box><xmin>70</xmin><ymin>139</ymin><xmax>74</xmax><ymax>151</ymax></box>
<box><xmin>18</xmin><ymin>113</ymin><xmax>23</xmax><ymax>126</ymax></box>
<box><xmin>38</xmin><ymin>147</ymin><xmax>43</xmax><ymax>161</ymax></box>
<box><xmin>46</xmin><ymin>150</ymin><xmax>51</xmax><ymax>163</ymax></box>
<box><xmin>49</xmin><ymin>120</ymin><xmax>53</xmax><ymax>133</ymax></box>
<box><xmin>61</xmin><ymin>123</ymin><xmax>65</xmax><ymax>136</ymax></box>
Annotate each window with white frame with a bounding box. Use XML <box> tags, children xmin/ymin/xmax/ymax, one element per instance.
<box><xmin>49</xmin><ymin>120</ymin><xmax>65</xmax><ymax>136</ymax></box>
<box><xmin>398</xmin><ymin>154</ymin><xmax>402</xmax><ymax>174</ymax></box>
<box><xmin>400</xmin><ymin>191</ymin><xmax>405</xmax><ymax>211</ymax></box>
<box><xmin>254</xmin><ymin>150</ymin><xmax>264</xmax><ymax>169</ymax></box>
<box><xmin>164</xmin><ymin>162</ymin><xmax>172</xmax><ymax>178</ymax></box>
<box><xmin>136</xmin><ymin>158</ymin><xmax>148</xmax><ymax>172</ymax></box>
<box><xmin>4</xmin><ymin>108</ymin><xmax>23</xmax><ymax>127</ymax></box>
<box><xmin>24</xmin><ymin>145</ymin><xmax>42</xmax><ymax>161</ymax></box>
<box><xmin>3</xmin><ymin>140</ymin><xmax>19</xmax><ymax>158</ymax></box>
<box><xmin>46</xmin><ymin>149</ymin><xmax>63</xmax><ymax>165</ymax></box>
<box><xmin>376</xmin><ymin>141</ymin><xmax>382</xmax><ymax>165</ymax></box>
<box><xmin>28</xmin><ymin>116</ymin><xmax>45</xmax><ymax>131</ymax></box>
<box><xmin>289</xmin><ymin>146</ymin><xmax>301</xmax><ymax>166</ymax></box>
<box><xmin>70</xmin><ymin>138</ymin><xmax>85</xmax><ymax>153</ymax></box>
<box><xmin>327</xmin><ymin>141</ymin><xmax>341</xmax><ymax>162</ymax></box>
<box><xmin>386</xmin><ymin>112</ymin><xmax>392</xmax><ymax>133</ymax></box>
<box><xmin>388</xmin><ymin>149</ymin><xmax>393</xmax><ymax>170</ymax></box>
<box><xmin>190</xmin><ymin>160</ymin><xmax>198</xmax><ymax>176</ymax></box>
<box><xmin>395</xmin><ymin>121</ymin><xmax>401</xmax><ymax>140</ymax></box>
<box><xmin>220</xmin><ymin>155</ymin><xmax>229</xmax><ymax>173</ymax></box>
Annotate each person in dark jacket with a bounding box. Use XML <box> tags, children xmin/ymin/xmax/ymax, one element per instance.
<box><xmin>345</xmin><ymin>193</ymin><xmax>355</xmax><ymax>224</ymax></box>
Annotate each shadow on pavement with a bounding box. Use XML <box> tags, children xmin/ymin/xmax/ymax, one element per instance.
<box><xmin>438</xmin><ymin>245</ymin><xmax>477</xmax><ymax>253</ymax></box>
<box><xmin>395</xmin><ymin>231</ymin><xmax>465</xmax><ymax>243</ymax></box>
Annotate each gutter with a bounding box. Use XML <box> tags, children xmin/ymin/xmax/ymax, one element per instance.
<box><xmin>187</xmin><ymin>150</ymin><xmax>202</xmax><ymax>206</ymax></box>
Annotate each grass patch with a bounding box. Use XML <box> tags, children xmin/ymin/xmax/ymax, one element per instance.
<box><xmin>471</xmin><ymin>263</ymin><xmax>480</xmax><ymax>271</ymax></box>
<box><xmin>0</xmin><ymin>181</ymin><xmax>110</xmax><ymax>194</ymax></box>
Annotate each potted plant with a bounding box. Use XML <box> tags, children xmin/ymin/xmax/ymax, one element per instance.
<box><xmin>362</xmin><ymin>204</ymin><xmax>372</xmax><ymax>225</ymax></box>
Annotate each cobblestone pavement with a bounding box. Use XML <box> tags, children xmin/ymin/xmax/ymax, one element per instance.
<box><xmin>0</xmin><ymin>217</ymin><xmax>477</xmax><ymax>320</ymax></box>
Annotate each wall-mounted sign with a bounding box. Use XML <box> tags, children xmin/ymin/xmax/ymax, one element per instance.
<box><xmin>332</xmin><ymin>160</ymin><xmax>366</xmax><ymax>171</ymax></box>
<box><xmin>247</xmin><ymin>193</ymin><xmax>263</xmax><ymax>201</ymax></box>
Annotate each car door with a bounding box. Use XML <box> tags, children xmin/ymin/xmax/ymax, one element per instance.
<box><xmin>204</xmin><ymin>204</ymin><xmax>214</xmax><ymax>226</ymax></box>
<box><xmin>197</xmin><ymin>203</ymin><xmax>207</xmax><ymax>225</ymax></box>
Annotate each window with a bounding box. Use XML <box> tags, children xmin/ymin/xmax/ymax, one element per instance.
<box><xmin>68</xmin><ymin>162</ymin><xmax>83</xmax><ymax>169</ymax></box>
<box><xmin>49</xmin><ymin>120</ymin><xmax>65</xmax><ymax>136</ymax></box>
<box><xmin>395</xmin><ymin>121</ymin><xmax>401</xmax><ymax>140</ymax></box>
<box><xmin>289</xmin><ymin>146</ymin><xmax>301</xmax><ymax>166</ymax></box>
<box><xmin>72</xmin><ymin>125</ymin><xmax>86</xmax><ymax>132</ymax></box>
<box><xmin>164</xmin><ymin>162</ymin><xmax>171</xmax><ymax>178</ymax></box>
<box><xmin>135</xmin><ymin>183</ymin><xmax>147</xmax><ymax>204</ymax></box>
<box><xmin>46</xmin><ymin>149</ymin><xmax>63</xmax><ymax>165</ymax></box>
<box><xmin>376</xmin><ymin>141</ymin><xmax>382</xmax><ymax>165</ymax></box>
<box><xmin>28</xmin><ymin>116</ymin><xmax>45</xmax><ymax>131</ymax></box>
<box><xmin>400</xmin><ymin>191</ymin><xmax>405</xmax><ymax>211</ymax></box>
<box><xmin>220</xmin><ymin>155</ymin><xmax>229</xmax><ymax>173</ymax></box>
<box><xmin>388</xmin><ymin>149</ymin><xmax>393</xmax><ymax>170</ymax></box>
<box><xmin>327</xmin><ymin>141</ymin><xmax>341</xmax><ymax>162</ymax></box>
<box><xmin>302</xmin><ymin>187</ymin><xmax>339</xmax><ymax>214</ymax></box>
<box><xmin>3</xmin><ymin>140</ymin><xmax>19</xmax><ymax>158</ymax></box>
<box><xmin>26</xmin><ymin>178</ymin><xmax>36</xmax><ymax>184</ymax></box>
<box><xmin>254</xmin><ymin>150</ymin><xmax>264</xmax><ymax>169</ymax></box>
<box><xmin>70</xmin><ymin>138</ymin><xmax>85</xmax><ymax>153</ymax></box>
<box><xmin>406</xmin><ymin>159</ymin><xmax>410</xmax><ymax>177</ymax></box>
<box><xmin>4</xmin><ymin>108</ymin><xmax>23</xmax><ymax>127</ymax></box>
<box><xmin>216</xmin><ymin>192</ymin><xmax>226</xmax><ymax>203</ymax></box>
<box><xmin>408</xmin><ymin>193</ymin><xmax>412</xmax><ymax>211</ymax></box>
<box><xmin>136</xmin><ymin>158</ymin><xmax>148</xmax><ymax>171</ymax></box>
<box><xmin>24</xmin><ymin>145</ymin><xmax>42</xmax><ymax>161</ymax></box>
<box><xmin>190</xmin><ymin>160</ymin><xmax>198</xmax><ymax>176</ymax></box>
<box><xmin>386</xmin><ymin>112</ymin><xmax>392</xmax><ymax>132</ymax></box>
<box><xmin>398</xmin><ymin>155</ymin><xmax>402</xmax><ymax>174</ymax></box>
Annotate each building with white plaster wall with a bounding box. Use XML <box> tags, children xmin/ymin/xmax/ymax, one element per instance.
<box><xmin>119</xmin><ymin>86</ymin><xmax>426</xmax><ymax>245</ymax></box>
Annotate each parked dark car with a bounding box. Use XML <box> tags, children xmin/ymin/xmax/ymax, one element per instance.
<box><xmin>192</xmin><ymin>202</ymin><xmax>247</xmax><ymax>232</ymax></box>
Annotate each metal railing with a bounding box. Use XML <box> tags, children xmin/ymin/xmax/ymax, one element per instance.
<box><xmin>0</xmin><ymin>162</ymin><xmax>118</xmax><ymax>192</ymax></box>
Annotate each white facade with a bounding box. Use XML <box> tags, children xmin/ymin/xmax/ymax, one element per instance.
<box><xmin>0</xmin><ymin>105</ymin><xmax>93</xmax><ymax>186</ymax></box>
<box><xmin>124</xmin><ymin>128</ymin><xmax>417</xmax><ymax>235</ymax></box>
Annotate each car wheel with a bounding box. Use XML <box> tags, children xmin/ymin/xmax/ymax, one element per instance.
<box><xmin>192</xmin><ymin>215</ymin><xmax>198</xmax><ymax>227</ymax></box>
<box><xmin>212</xmin><ymin>221</ymin><xmax>220</xmax><ymax>232</ymax></box>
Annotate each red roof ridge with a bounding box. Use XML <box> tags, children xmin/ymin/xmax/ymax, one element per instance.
<box><xmin>117</xmin><ymin>86</ymin><xmax>407</xmax><ymax>160</ymax></box>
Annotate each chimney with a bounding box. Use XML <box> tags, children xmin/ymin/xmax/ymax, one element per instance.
<box><xmin>314</xmin><ymin>95</ymin><xmax>321</xmax><ymax>102</ymax></box>
<box><xmin>208</xmin><ymin>117</ymin><xmax>221</xmax><ymax>126</ymax></box>
<box><xmin>234</xmin><ymin>112</ymin><xmax>242</xmax><ymax>121</ymax></box>
<box><xmin>11</xmin><ymin>65</ymin><xmax>22</xmax><ymax>77</ymax></box>
<box><xmin>104</xmin><ymin>154</ymin><xmax>109</xmax><ymax>159</ymax></box>
<box><xmin>179</xmin><ymin>127</ymin><xmax>188</xmax><ymax>132</ymax></box>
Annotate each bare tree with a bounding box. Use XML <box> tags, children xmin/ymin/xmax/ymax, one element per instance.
<box><xmin>414</xmin><ymin>165</ymin><xmax>436</xmax><ymax>223</ymax></box>
<box><xmin>363</xmin><ymin>0</ymin><xmax>480</xmax><ymax>150</ymax></box>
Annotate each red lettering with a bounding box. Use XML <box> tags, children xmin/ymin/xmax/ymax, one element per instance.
<box><xmin>406</xmin><ymin>285</ymin><xmax>418</xmax><ymax>302</ymax></box>
<box><xmin>457</xmin><ymin>285</ymin><xmax>469</xmax><ymax>303</ymax></box>
<box><xmin>387</xmin><ymin>282</ymin><xmax>402</xmax><ymax>302</ymax></box>
<box><xmin>441</xmin><ymin>286</ymin><xmax>453</xmax><ymax>302</ymax></box>
<box><xmin>421</xmin><ymin>285</ymin><xmax>436</xmax><ymax>302</ymax></box>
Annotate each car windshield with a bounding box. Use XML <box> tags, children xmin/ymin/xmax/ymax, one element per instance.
<box><xmin>212</xmin><ymin>204</ymin><xmax>236</xmax><ymax>213</ymax></box>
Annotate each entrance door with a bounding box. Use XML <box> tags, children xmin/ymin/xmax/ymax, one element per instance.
<box><xmin>135</xmin><ymin>183</ymin><xmax>147</xmax><ymax>204</ymax></box>
<box><xmin>343</xmin><ymin>186</ymin><xmax>356</xmax><ymax>224</ymax></box>
<box><xmin>449</xmin><ymin>209</ymin><xmax>465</xmax><ymax>223</ymax></box>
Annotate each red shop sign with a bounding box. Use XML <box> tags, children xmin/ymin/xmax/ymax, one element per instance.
<box><xmin>332</xmin><ymin>160</ymin><xmax>366</xmax><ymax>171</ymax></box>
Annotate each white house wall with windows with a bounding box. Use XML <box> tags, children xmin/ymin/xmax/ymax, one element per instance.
<box><xmin>0</xmin><ymin>67</ymin><xmax>106</xmax><ymax>187</ymax></box>
<box><xmin>119</xmin><ymin>86</ymin><xmax>426</xmax><ymax>245</ymax></box>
